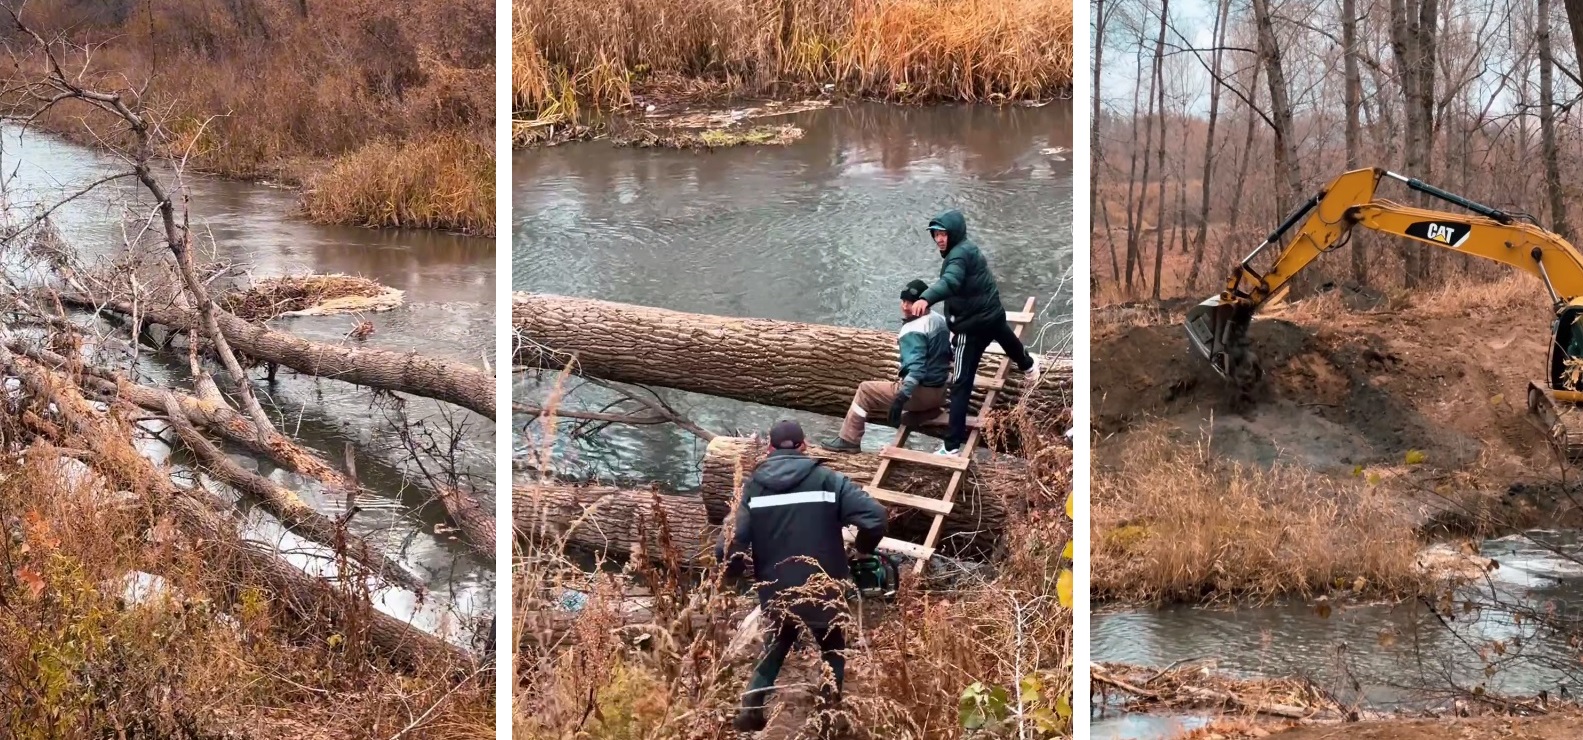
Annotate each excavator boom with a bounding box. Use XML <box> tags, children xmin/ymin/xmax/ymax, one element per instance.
<box><xmin>1188</xmin><ymin>167</ymin><xmax>1583</xmax><ymax>454</ymax></box>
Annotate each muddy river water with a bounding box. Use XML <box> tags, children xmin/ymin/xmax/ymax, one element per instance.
<box><xmin>3</xmin><ymin>127</ymin><xmax>495</xmax><ymax>644</ymax></box>
<box><xmin>514</xmin><ymin>101</ymin><xmax>1074</xmax><ymax>482</ymax></box>
<box><xmin>1093</xmin><ymin>531</ymin><xmax>1583</xmax><ymax>737</ymax></box>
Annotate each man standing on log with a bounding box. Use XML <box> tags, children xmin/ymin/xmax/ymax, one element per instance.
<box><xmin>823</xmin><ymin>279</ymin><xmax>953</xmax><ymax>453</ymax></box>
<box><xmin>904</xmin><ymin>209</ymin><xmax>1042</xmax><ymax>455</ymax></box>
<box><xmin>718</xmin><ymin>420</ymin><xmax>888</xmax><ymax>731</ymax></box>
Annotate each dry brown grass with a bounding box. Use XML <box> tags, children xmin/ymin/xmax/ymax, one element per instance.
<box><xmin>221</xmin><ymin>273</ymin><xmax>395</xmax><ymax>319</ymax></box>
<box><xmin>0</xmin><ymin>443</ymin><xmax>491</xmax><ymax>739</ymax></box>
<box><xmin>513</xmin><ymin>367</ymin><xmax>1074</xmax><ymax>737</ymax></box>
<box><xmin>1092</xmin><ymin>426</ymin><xmax>1430</xmax><ymax>604</ymax></box>
<box><xmin>13</xmin><ymin>0</ymin><xmax>493</xmax><ymax>233</ymax></box>
<box><xmin>300</xmin><ymin>133</ymin><xmax>495</xmax><ymax>234</ymax></box>
<box><xmin>515</xmin><ymin>0</ymin><xmax>1074</xmax><ymax>120</ymax></box>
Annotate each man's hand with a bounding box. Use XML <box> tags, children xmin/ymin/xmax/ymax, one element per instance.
<box><xmin>905</xmin><ymin>299</ymin><xmax>930</xmax><ymax>318</ymax></box>
<box><xmin>887</xmin><ymin>396</ymin><xmax>907</xmax><ymax>427</ymax></box>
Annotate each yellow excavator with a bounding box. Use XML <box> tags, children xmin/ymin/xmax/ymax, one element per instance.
<box><xmin>1186</xmin><ymin>167</ymin><xmax>1583</xmax><ymax>454</ymax></box>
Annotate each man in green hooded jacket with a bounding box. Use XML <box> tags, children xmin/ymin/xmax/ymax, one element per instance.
<box><xmin>904</xmin><ymin>209</ymin><xmax>1042</xmax><ymax>454</ymax></box>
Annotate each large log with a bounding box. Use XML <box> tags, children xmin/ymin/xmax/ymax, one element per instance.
<box><xmin>700</xmin><ymin>437</ymin><xmax>1020</xmax><ymax>556</ymax></box>
<box><xmin>512</xmin><ymin>293</ymin><xmax>1072</xmax><ymax>436</ymax></box>
<box><xmin>513</xmin><ymin>483</ymin><xmax>715</xmax><ymax>563</ymax></box>
<box><xmin>516</xmin><ymin>437</ymin><xmax>1026</xmax><ymax>562</ymax></box>
<box><xmin>61</xmin><ymin>293</ymin><xmax>494</xmax><ymax>418</ymax></box>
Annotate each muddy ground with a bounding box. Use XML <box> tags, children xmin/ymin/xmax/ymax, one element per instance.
<box><xmin>1094</xmin><ymin>284</ymin><xmax>1580</xmax><ymax>535</ymax></box>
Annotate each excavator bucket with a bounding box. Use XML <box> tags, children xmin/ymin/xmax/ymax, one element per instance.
<box><xmin>1183</xmin><ymin>295</ymin><xmax>1263</xmax><ymax>391</ymax></box>
<box><xmin>1184</xmin><ymin>296</ymin><xmax>1225</xmax><ymax>376</ymax></box>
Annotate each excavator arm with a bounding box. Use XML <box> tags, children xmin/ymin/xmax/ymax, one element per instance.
<box><xmin>1187</xmin><ymin>167</ymin><xmax>1583</xmax><ymax>388</ymax></box>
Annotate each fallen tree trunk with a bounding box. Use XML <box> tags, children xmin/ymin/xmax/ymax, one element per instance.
<box><xmin>513</xmin><ymin>294</ymin><xmax>1071</xmax><ymax>439</ymax></box>
<box><xmin>61</xmin><ymin>293</ymin><xmax>494</xmax><ymax>418</ymax></box>
<box><xmin>0</xmin><ymin>342</ymin><xmax>470</xmax><ymax>672</ymax></box>
<box><xmin>116</xmin><ymin>371</ymin><xmax>496</xmax><ymax>562</ymax></box>
<box><xmin>515</xmin><ymin>438</ymin><xmax>1026</xmax><ymax>562</ymax></box>
<box><xmin>513</xmin><ymin>483</ymin><xmax>714</xmax><ymax>563</ymax></box>
<box><xmin>700</xmin><ymin>437</ymin><xmax>1021</xmax><ymax>554</ymax></box>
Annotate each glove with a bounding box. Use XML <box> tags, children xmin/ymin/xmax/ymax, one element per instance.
<box><xmin>888</xmin><ymin>396</ymin><xmax>908</xmax><ymax>426</ymax></box>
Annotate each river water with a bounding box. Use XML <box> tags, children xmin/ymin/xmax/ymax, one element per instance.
<box><xmin>513</xmin><ymin>101</ymin><xmax>1074</xmax><ymax>483</ymax></box>
<box><xmin>1</xmin><ymin>127</ymin><xmax>495</xmax><ymax>644</ymax></box>
<box><xmin>1093</xmin><ymin>531</ymin><xmax>1583</xmax><ymax>736</ymax></box>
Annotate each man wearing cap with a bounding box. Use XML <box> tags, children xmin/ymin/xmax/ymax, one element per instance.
<box><xmin>904</xmin><ymin>208</ymin><xmax>1042</xmax><ymax>455</ymax></box>
<box><xmin>717</xmin><ymin>419</ymin><xmax>889</xmax><ymax>731</ymax></box>
<box><xmin>822</xmin><ymin>279</ymin><xmax>954</xmax><ymax>453</ymax></box>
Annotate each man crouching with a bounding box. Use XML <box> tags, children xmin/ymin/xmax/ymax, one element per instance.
<box><xmin>823</xmin><ymin>279</ymin><xmax>953</xmax><ymax>453</ymax></box>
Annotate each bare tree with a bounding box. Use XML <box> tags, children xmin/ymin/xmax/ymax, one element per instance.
<box><xmin>1252</xmin><ymin>0</ymin><xmax>1303</xmax><ymax>215</ymax></box>
<box><xmin>1186</xmin><ymin>0</ymin><xmax>1232</xmax><ymax>291</ymax></box>
<box><xmin>1344</xmin><ymin>0</ymin><xmax>1367</xmax><ymax>285</ymax></box>
<box><xmin>1542</xmin><ymin>0</ymin><xmax>1571</xmax><ymax>239</ymax></box>
<box><xmin>1389</xmin><ymin>0</ymin><xmax>1439</xmax><ymax>286</ymax></box>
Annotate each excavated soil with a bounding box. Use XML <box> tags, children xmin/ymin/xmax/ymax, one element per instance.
<box><xmin>1095</xmin><ymin>300</ymin><xmax>1556</xmax><ymax>481</ymax></box>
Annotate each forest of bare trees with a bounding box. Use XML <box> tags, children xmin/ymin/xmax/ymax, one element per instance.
<box><xmin>1094</xmin><ymin>0</ymin><xmax>1583</xmax><ymax>302</ymax></box>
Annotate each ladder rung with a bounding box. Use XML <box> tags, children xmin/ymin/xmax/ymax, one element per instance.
<box><xmin>880</xmin><ymin>445</ymin><xmax>970</xmax><ymax>470</ymax></box>
<box><xmin>986</xmin><ymin>343</ymin><xmax>1006</xmax><ymax>356</ymax></box>
<box><xmin>1006</xmin><ymin>310</ymin><xmax>1035</xmax><ymax>324</ymax></box>
<box><xmin>864</xmin><ymin>485</ymin><xmax>954</xmax><ymax>516</ymax></box>
<box><xmin>974</xmin><ymin>375</ymin><xmax>1005</xmax><ymax>390</ymax></box>
<box><xmin>845</xmin><ymin>528</ymin><xmax>935</xmax><ymax>560</ymax></box>
<box><xmin>912</xmin><ymin>413</ymin><xmax>981</xmax><ymax>429</ymax></box>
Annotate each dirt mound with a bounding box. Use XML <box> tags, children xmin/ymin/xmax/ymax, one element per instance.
<box><xmin>221</xmin><ymin>274</ymin><xmax>402</xmax><ymax>320</ymax></box>
<box><xmin>1094</xmin><ymin>302</ymin><xmax>1553</xmax><ymax>476</ymax></box>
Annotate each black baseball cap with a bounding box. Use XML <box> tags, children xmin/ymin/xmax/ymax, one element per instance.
<box><xmin>900</xmin><ymin>279</ymin><xmax>930</xmax><ymax>302</ymax></box>
<box><xmin>769</xmin><ymin>420</ymin><xmax>805</xmax><ymax>449</ymax></box>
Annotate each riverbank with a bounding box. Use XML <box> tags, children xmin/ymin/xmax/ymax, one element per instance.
<box><xmin>14</xmin><ymin>3</ymin><xmax>493</xmax><ymax>235</ymax></box>
<box><xmin>514</xmin><ymin>0</ymin><xmax>1072</xmax><ymax>146</ymax></box>
<box><xmin>1093</xmin><ymin>276</ymin><xmax>1573</xmax><ymax>606</ymax></box>
<box><xmin>0</xmin><ymin>443</ymin><xmax>491</xmax><ymax>738</ymax></box>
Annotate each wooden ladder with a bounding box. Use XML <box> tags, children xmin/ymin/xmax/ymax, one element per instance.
<box><xmin>847</xmin><ymin>297</ymin><xmax>1037</xmax><ymax>577</ymax></box>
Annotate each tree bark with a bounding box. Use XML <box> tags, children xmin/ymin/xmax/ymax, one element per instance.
<box><xmin>515</xmin><ymin>437</ymin><xmax>1028</xmax><ymax>562</ymax></box>
<box><xmin>1390</xmin><ymin>0</ymin><xmax>1439</xmax><ymax>286</ymax></box>
<box><xmin>1541</xmin><ymin>0</ymin><xmax>1571</xmax><ymax>239</ymax></box>
<box><xmin>697</xmin><ymin>437</ymin><xmax>1021</xmax><ymax>557</ymax></box>
<box><xmin>512</xmin><ymin>294</ymin><xmax>1072</xmax><ymax>436</ymax></box>
<box><xmin>1252</xmin><ymin>0</ymin><xmax>1303</xmax><ymax>216</ymax></box>
<box><xmin>1186</xmin><ymin>0</ymin><xmax>1231</xmax><ymax>292</ymax></box>
<box><xmin>60</xmin><ymin>293</ymin><xmax>494</xmax><ymax>418</ymax></box>
<box><xmin>1564</xmin><ymin>0</ymin><xmax>1583</xmax><ymax>68</ymax></box>
<box><xmin>512</xmin><ymin>483</ymin><xmax>715</xmax><ymax>564</ymax></box>
<box><xmin>1095</xmin><ymin>0</ymin><xmax>1121</xmax><ymax>285</ymax></box>
<box><xmin>1150</xmin><ymin>0</ymin><xmax>1171</xmax><ymax>301</ymax></box>
<box><xmin>1343</xmin><ymin>0</ymin><xmax>1368</xmax><ymax>285</ymax></box>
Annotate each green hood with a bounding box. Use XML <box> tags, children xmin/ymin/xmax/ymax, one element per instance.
<box><xmin>927</xmin><ymin>210</ymin><xmax>968</xmax><ymax>250</ymax></box>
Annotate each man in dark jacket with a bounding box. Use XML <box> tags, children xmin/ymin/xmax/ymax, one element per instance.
<box><xmin>718</xmin><ymin>420</ymin><xmax>889</xmax><ymax>731</ymax></box>
<box><xmin>822</xmin><ymin>279</ymin><xmax>953</xmax><ymax>452</ymax></box>
<box><xmin>904</xmin><ymin>209</ymin><xmax>1042</xmax><ymax>454</ymax></box>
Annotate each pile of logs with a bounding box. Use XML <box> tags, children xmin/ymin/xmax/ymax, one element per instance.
<box><xmin>514</xmin><ymin>293</ymin><xmax>1074</xmax><ymax>567</ymax></box>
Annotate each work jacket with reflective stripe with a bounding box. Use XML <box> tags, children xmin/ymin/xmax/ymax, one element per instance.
<box><xmin>720</xmin><ymin>448</ymin><xmax>887</xmax><ymax>626</ymax></box>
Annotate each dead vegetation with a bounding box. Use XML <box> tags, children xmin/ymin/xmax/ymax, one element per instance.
<box><xmin>0</xmin><ymin>13</ymin><xmax>495</xmax><ymax>734</ymax></box>
<box><xmin>1092</xmin><ymin>426</ymin><xmax>1429</xmax><ymax>604</ymax></box>
<box><xmin>515</xmin><ymin>0</ymin><xmax>1073</xmax><ymax>139</ymax></box>
<box><xmin>514</xmin><ymin>318</ymin><xmax>1075</xmax><ymax>736</ymax></box>
<box><xmin>220</xmin><ymin>274</ymin><xmax>400</xmax><ymax>320</ymax></box>
<box><xmin>13</xmin><ymin>0</ymin><xmax>494</xmax><ymax>233</ymax></box>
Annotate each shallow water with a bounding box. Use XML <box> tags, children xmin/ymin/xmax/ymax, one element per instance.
<box><xmin>1093</xmin><ymin>531</ymin><xmax>1583</xmax><ymax>733</ymax></box>
<box><xmin>514</xmin><ymin>102</ymin><xmax>1074</xmax><ymax>482</ymax></box>
<box><xmin>2</xmin><ymin>127</ymin><xmax>495</xmax><ymax>640</ymax></box>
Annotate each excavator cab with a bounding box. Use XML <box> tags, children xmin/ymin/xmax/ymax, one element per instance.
<box><xmin>1548</xmin><ymin>304</ymin><xmax>1583</xmax><ymax>392</ymax></box>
